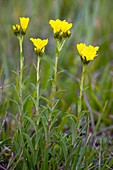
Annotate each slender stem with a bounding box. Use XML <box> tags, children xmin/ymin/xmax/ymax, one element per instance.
<box><xmin>78</xmin><ymin>63</ymin><xmax>87</xmax><ymax>119</ymax></box>
<box><xmin>36</xmin><ymin>56</ymin><xmax>41</xmax><ymax>118</ymax></box>
<box><xmin>34</xmin><ymin>57</ymin><xmax>41</xmax><ymax>151</ymax></box>
<box><xmin>51</xmin><ymin>40</ymin><xmax>59</xmax><ymax>103</ymax></box>
<box><xmin>59</xmin><ymin>39</ymin><xmax>66</xmax><ymax>51</ymax></box>
<box><xmin>18</xmin><ymin>36</ymin><xmax>23</xmax><ymax>127</ymax></box>
<box><xmin>54</xmin><ymin>51</ymin><xmax>59</xmax><ymax>91</ymax></box>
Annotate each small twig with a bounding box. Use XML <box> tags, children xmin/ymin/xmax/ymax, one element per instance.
<box><xmin>7</xmin><ymin>150</ymin><xmax>23</xmax><ymax>170</ymax></box>
<box><xmin>6</xmin><ymin>152</ymin><xmax>14</xmax><ymax>170</ymax></box>
<box><xmin>0</xmin><ymin>164</ymin><xmax>6</xmax><ymax>170</ymax></box>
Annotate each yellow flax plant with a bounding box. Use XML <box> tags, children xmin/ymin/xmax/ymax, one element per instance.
<box><xmin>49</xmin><ymin>19</ymin><xmax>72</xmax><ymax>103</ymax></box>
<box><xmin>12</xmin><ymin>17</ymin><xmax>30</xmax><ymax>127</ymax></box>
<box><xmin>30</xmin><ymin>38</ymin><xmax>48</xmax><ymax>119</ymax></box>
<box><xmin>77</xmin><ymin>43</ymin><xmax>99</xmax><ymax>121</ymax></box>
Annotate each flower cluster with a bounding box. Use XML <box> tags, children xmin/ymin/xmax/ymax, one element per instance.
<box><xmin>12</xmin><ymin>17</ymin><xmax>99</xmax><ymax>62</ymax></box>
<box><xmin>77</xmin><ymin>43</ymin><xmax>99</xmax><ymax>64</ymax></box>
<box><xmin>12</xmin><ymin>17</ymin><xmax>30</xmax><ymax>36</ymax></box>
<box><xmin>49</xmin><ymin>19</ymin><xmax>72</xmax><ymax>39</ymax></box>
<box><xmin>30</xmin><ymin>38</ymin><xmax>48</xmax><ymax>57</ymax></box>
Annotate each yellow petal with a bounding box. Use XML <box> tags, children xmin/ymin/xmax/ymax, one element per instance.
<box><xmin>77</xmin><ymin>43</ymin><xmax>87</xmax><ymax>57</ymax></box>
<box><xmin>20</xmin><ymin>17</ymin><xmax>30</xmax><ymax>31</ymax></box>
<box><xmin>77</xmin><ymin>43</ymin><xmax>99</xmax><ymax>61</ymax></box>
<box><xmin>12</xmin><ymin>25</ymin><xmax>16</xmax><ymax>31</ymax></box>
<box><xmin>60</xmin><ymin>20</ymin><xmax>72</xmax><ymax>33</ymax></box>
<box><xmin>30</xmin><ymin>38</ymin><xmax>48</xmax><ymax>50</ymax></box>
<box><xmin>49</xmin><ymin>19</ymin><xmax>61</xmax><ymax>33</ymax></box>
<box><xmin>12</xmin><ymin>24</ymin><xmax>20</xmax><ymax>31</ymax></box>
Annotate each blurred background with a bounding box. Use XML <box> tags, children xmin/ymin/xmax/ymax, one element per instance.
<box><xmin>0</xmin><ymin>0</ymin><xmax>113</xmax><ymax>127</ymax></box>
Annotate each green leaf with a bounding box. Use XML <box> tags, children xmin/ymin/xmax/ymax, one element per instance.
<box><xmin>12</xmin><ymin>84</ymin><xmax>19</xmax><ymax>97</ymax></box>
<box><xmin>57</xmin><ymin>113</ymin><xmax>77</xmax><ymax>133</ymax></box>
<box><xmin>76</xmin><ymin>143</ymin><xmax>86</xmax><ymax>169</ymax></box>
<box><xmin>83</xmin><ymin>86</ymin><xmax>89</xmax><ymax>92</ymax></box>
<box><xmin>84</xmin><ymin>163</ymin><xmax>93</xmax><ymax>170</ymax></box>
<box><xmin>6</xmin><ymin>143</ymin><xmax>22</xmax><ymax>170</ymax></box>
<box><xmin>23</xmin><ymin>133</ymin><xmax>34</xmax><ymax>156</ymax></box>
<box><xmin>10</xmin><ymin>99</ymin><xmax>19</xmax><ymax>109</ymax></box>
<box><xmin>0</xmin><ymin>138</ymin><xmax>11</xmax><ymax>148</ymax></box>
<box><xmin>11</xmin><ymin>70</ymin><xmax>19</xmax><ymax>77</ymax></box>
<box><xmin>90</xmin><ymin>92</ymin><xmax>103</xmax><ymax>109</ymax></box>
<box><xmin>58</xmin><ymin>139</ymin><xmax>68</xmax><ymax>162</ymax></box>
<box><xmin>41</xmin><ymin>116</ymin><xmax>48</xmax><ymax>141</ymax></box>
<box><xmin>10</xmin><ymin>114</ymin><xmax>19</xmax><ymax>128</ymax></box>
<box><xmin>40</xmin><ymin>96</ymin><xmax>51</xmax><ymax>105</ymax></box>
<box><xmin>52</xmin><ymin>99</ymin><xmax>59</xmax><ymax>110</ymax></box>
<box><xmin>35</xmin><ymin>127</ymin><xmax>43</xmax><ymax>150</ymax></box>
<box><xmin>30</xmin><ymin>83</ymin><xmax>36</xmax><ymax>89</ymax></box>
<box><xmin>49</xmin><ymin>113</ymin><xmax>58</xmax><ymax>130</ymax></box>
<box><xmin>23</xmin><ymin>116</ymin><xmax>37</xmax><ymax>132</ymax></box>
<box><xmin>107</xmin><ymin>158</ymin><xmax>113</xmax><ymax>169</ymax></box>
<box><xmin>29</xmin><ymin>95</ymin><xmax>37</xmax><ymax>108</ymax></box>
<box><xmin>73</xmin><ymin>141</ymin><xmax>83</xmax><ymax>170</ymax></box>
<box><xmin>94</xmin><ymin>101</ymin><xmax>108</xmax><ymax>133</ymax></box>
<box><xmin>43</xmin><ymin>148</ymin><xmax>48</xmax><ymax>170</ymax></box>
<box><xmin>22</xmin><ymin>76</ymin><xmax>30</xmax><ymax>86</ymax></box>
<box><xmin>101</xmin><ymin>159</ymin><xmax>109</xmax><ymax>170</ymax></box>
<box><xmin>49</xmin><ymin>158</ymin><xmax>58</xmax><ymax>170</ymax></box>
<box><xmin>70</xmin><ymin>116</ymin><xmax>77</xmax><ymax>145</ymax></box>
<box><xmin>57</xmin><ymin>70</ymin><xmax>65</xmax><ymax>76</ymax></box>
<box><xmin>65</xmin><ymin>141</ymin><xmax>81</xmax><ymax>169</ymax></box>
<box><xmin>55</xmin><ymin>89</ymin><xmax>67</xmax><ymax>95</ymax></box>
<box><xmin>22</xmin><ymin>95</ymin><xmax>31</xmax><ymax>106</ymax></box>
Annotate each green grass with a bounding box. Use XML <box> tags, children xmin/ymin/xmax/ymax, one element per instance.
<box><xmin>0</xmin><ymin>0</ymin><xmax>113</xmax><ymax>169</ymax></box>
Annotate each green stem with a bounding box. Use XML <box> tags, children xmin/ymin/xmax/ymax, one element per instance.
<box><xmin>59</xmin><ymin>39</ymin><xmax>66</xmax><ymax>51</ymax></box>
<box><xmin>54</xmin><ymin>49</ymin><xmax>59</xmax><ymax>91</ymax></box>
<box><xmin>36</xmin><ymin>56</ymin><xmax>41</xmax><ymax>118</ymax></box>
<box><xmin>78</xmin><ymin>63</ymin><xmax>87</xmax><ymax>119</ymax></box>
<box><xmin>51</xmin><ymin>39</ymin><xmax>66</xmax><ymax>107</ymax></box>
<box><xmin>18</xmin><ymin>36</ymin><xmax>23</xmax><ymax>127</ymax></box>
<box><xmin>51</xmin><ymin>40</ymin><xmax>59</xmax><ymax>103</ymax></box>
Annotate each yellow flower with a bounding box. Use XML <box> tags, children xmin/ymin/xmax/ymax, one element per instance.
<box><xmin>49</xmin><ymin>19</ymin><xmax>72</xmax><ymax>38</ymax></box>
<box><xmin>12</xmin><ymin>24</ymin><xmax>20</xmax><ymax>32</ymax></box>
<box><xmin>30</xmin><ymin>38</ymin><xmax>48</xmax><ymax>56</ymax></box>
<box><xmin>77</xmin><ymin>43</ymin><xmax>99</xmax><ymax>63</ymax></box>
<box><xmin>77</xmin><ymin>43</ymin><xmax>87</xmax><ymax>57</ymax></box>
<box><xmin>30</xmin><ymin>38</ymin><xmax>48</xmax><ymax>50</ymax></box>
<box><xmin>60</xmin><ymin>20</ymin><xmax>72</xmax><ymax>33</ymax></box>
<box><xmin>49</xmin><ymin>19</ymin><xmax>61</xmax><ymax>33</ymax></box>
<box><xmin>20</xmin><ymin>17</ymin><xmax>30</xmax><ymax>32</ymax></box>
